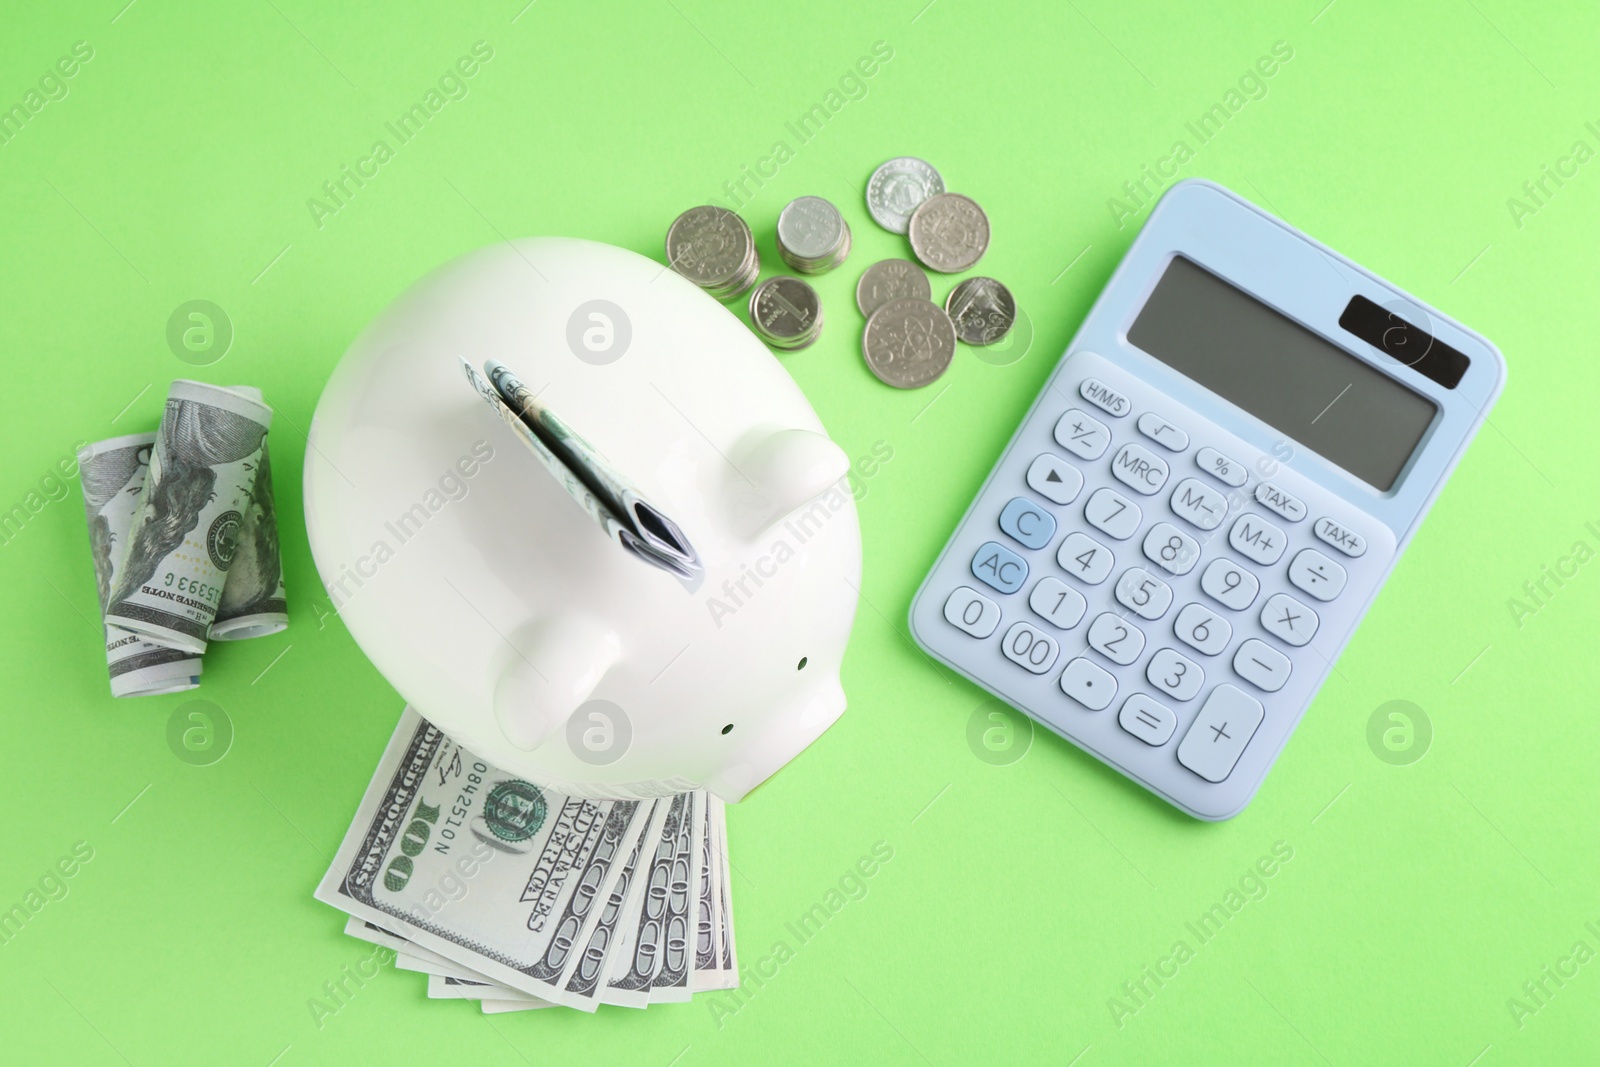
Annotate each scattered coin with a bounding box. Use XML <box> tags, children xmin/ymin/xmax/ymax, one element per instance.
<box><xmin>666</xmin><ymin>206</ymin><xmax>760</xmax><ymax>300</ymax></box>
<box><xmin>855</xmin><ymin>259</ymin><xmax>931</xmax><ymax>319</ymax></box>
<box><xmin>866</xmin><ymin>157</ymin><xmax>945</xmax><ymax>234</ymax></box>
<box><xmin>908</xmin><ymin>193</ymin><xmax>990</xmax><ymax>273</ymax></box>
<box><xmin>861</xmin><ymin>297</ymin><xmax>957</xmax><ymax>388</ymax></box>
<box><xmin>749</xmin><ymin>276</ymin><xmax>824</xmax><ymax>351</ymax></box>
<box><xmin>944</xmin><ymin>277</ymin><xmax>1017</xmax><ymax>345</ymax></box>
<box><xmin>776</xmin><ymin>196</ymin><xmax>852</xmax><ymax>275</ymax></box>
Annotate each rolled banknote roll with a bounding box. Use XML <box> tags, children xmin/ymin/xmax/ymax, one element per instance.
<box><xmin>77</xmin><ymin>433</ymin><xmax>202</xmax><ymax>697</ymax></box>
<box><xmin>210</xmin><ymin>386</ymin><xmax>286</xmax><ymax>641</ymax></box>
<box><xmin>103</xmin><ymin>380</ymin><xmax>273</xmax><ymax>654</ymax></box>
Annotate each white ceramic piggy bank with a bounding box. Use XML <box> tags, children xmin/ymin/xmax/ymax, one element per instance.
<box><xmin>304</xmin><ymin>238</ymin><xmax>860</xmax><ymax>802</ymax></box>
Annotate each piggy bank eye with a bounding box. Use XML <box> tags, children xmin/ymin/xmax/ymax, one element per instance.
<box><xmin>721</xmin><ymin>723</ymin><xmax>734</xmax><ymax>735</ymax></box>
<box><xmin>797</xmin><ymin>656</ymin><xmax>808</xmax><ymax>670</ymax></box>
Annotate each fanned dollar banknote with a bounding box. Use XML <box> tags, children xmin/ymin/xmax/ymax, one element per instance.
<box><xmin>459</xmin><ymin>358</ymin><xmax>700</xmax><ymax>579</ymax></box>
<box><xmin>317</xmin><ymin>708</ymin><xmax>737</xmax><ymax>1013</ymax></box>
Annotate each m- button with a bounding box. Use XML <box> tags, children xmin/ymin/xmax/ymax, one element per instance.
<box><xmin>1110</xmin><ymin>443</ymin><xmax>1169</xmax><ymax>495</ymax></box>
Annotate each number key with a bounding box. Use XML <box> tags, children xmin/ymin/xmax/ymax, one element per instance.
<box><xmin>943</xmin><ymin>586</ymin><xmax>1001</xmax><ymax>638</ymax></box>
<box><xmin>1147</xmin><ymin>648</ymin><xmax>1204</xmax><ymax>701</ymax></box>
<box><xmin>1200</xmin><ymin>558</ymin><xmax>1259</xmax><ymax>611</ymax></box>
<box><xmin>1173</xmin><ymin>603</ymin><xmax>1231</xmax><ymax>656</ymax></box>
<box><xmin>1084</xmin><ymin>487</ymin><xmax>1142</xmax><ymax>540</ymax></box>
<box><xmin>1087</xmin><ymin>612</ymin><xmax>1146</xmax><ymax>666</ymax></box>
<box><xmin>1028</xmin><ymin>577</ymin><xmax>1087</xmax><ymax>629</ymax></box>
<box><xmin>1115</xmin><ymin>567</ymin><xmax>1173</xmax><ymax>621</ymax></box>
<box><xmin>1001</xmin><ymin>621</ymin><xmax>1060</xmax><ymax>674</ymax></box>
<box><xmin>1056</xmin><ymin>531</ymin><xmax>1114</xmax><ymax>585</ymax></box>
<box><xmin>1142</xmin><ymin>522</ymin><xmax>1200</xmax><ymax>576</ymax></box>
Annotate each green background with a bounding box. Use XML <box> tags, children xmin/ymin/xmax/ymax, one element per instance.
<box><xmin>2</xmin><ymin>0</ymin><xmax>1596</xmax><ymax>1063</ymax></box>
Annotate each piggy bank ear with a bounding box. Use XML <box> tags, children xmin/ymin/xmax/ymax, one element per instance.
<box><xmin>732</xmin><ymin>427</ymin><xmax>850</xmax><ymax>538</ymax></box>
<box><xmin>704</xmin><ymin>672</ymin><xmax>846</xmax><ymax>802</ymax></box>
<box><xmin>493</xmin><ymin>616</ymin><xmax>621</xmax><ymax>751</ymax></box>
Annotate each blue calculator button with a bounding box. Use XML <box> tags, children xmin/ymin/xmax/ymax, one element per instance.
<box><xmin>972</xmin><ymin>541</ymin><xmax>1028</xmax><ymax>594</ymax></box>
<box><xmin>998</xmin><ymin>497</ymin><xmax>1056</xmax><ymax>549</ymax></box>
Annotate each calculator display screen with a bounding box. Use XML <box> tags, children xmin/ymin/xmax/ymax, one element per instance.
<box><xmin>1126</xmin><ymin>256</ymin><xmax>1437</xmax><ymax>491</ymax></box>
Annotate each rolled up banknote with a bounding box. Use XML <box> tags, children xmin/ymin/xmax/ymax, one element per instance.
<box><xmin>104</xmin><ymin>380</ymin><xmax>272</xmax><ymax>654</ymax></box>
<box><xmin>211</xmin><ymin>387</ymin><xmax>286</xmax><ymax>640</ymax></box>
<box><xmin>77</xmin><ymin>433</ymin><xmax>203</xmax><ymax>697</ymax></box>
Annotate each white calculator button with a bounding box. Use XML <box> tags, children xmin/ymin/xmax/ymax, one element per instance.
<box><xmin>1136</xmin><ymin>412</ymin><xmax>1189</xmax><ymax>452</ymax></box>
<box><xmin>943</xmin><ymin>586</ymin><xmax>1001</xmax><ymax>638</ymax></box>
<box><xmin>1110</xmin><ymin>442</ymin><xmax>1170</xmax><ymax>495</ymax></box>
<box><xmin>1147</xmin><ymin>648</ymin><xmax>1204</xmax><ymax>701</ymax></box>
<box><xmin>1200</xmin><ymin>558</ymin><xmax>1259</xmax><ymax>611</ymax></box>
<box><xmin>1313</xmin><ymin>516</ymin><xmax>1368</xmax><ymax>557</ymax></box>
<box><xmin>1196</xmin><ymin>446</ymin><xmax>1247</xmax><ymax>488</ymax></box>
<box><xmin>1233</xmin><ymin>639</ymin><xmax>1291</xmax><ymax>693</ymax></box>
<box><xmin>1287</xmin><ymin>548</ymin><xmax>1347</xmax><ymax>602</ymax></box>
<box><xmin>1142</xmin><ymin>522</ymin><xmax>1200</xmax><ymax>576</ymax></box>
<box><xmin>1173</xmin><ymin>603</ymin><xmax>1231</xmax><ymax>656</ymax></box>
<box><xmin>1026</xmin><ymin>453</ymin><xmax>1083</xmax><ymax>505</ymax></box>
<box><xmin>1054</xmin><ymin>409</ymin><xmax>1111</xmax><ymax>460</ymax></box>
<box><xmin>1228</xmin><ymin>513</ymin><xmax>1287</xmax><ymax>566</ymax></box>
<box><xmin>1001</xmin><ymin>621</ymin><xmax>1059</xmax><ymax>674</ymax></box>
<box><xmin>1119</xmin><ymin>695</ymin><xmax>1176</xmax><ymax>746</ymax></box>
<box><xmin>1115</xmin><ymin>567</ymin><xmax>1173</xmax><ymax>621</ymax></box>
<box><xmin>1059</xmin><ymin>657</ymin><xmax>1116</xmax><ymax>711</ymax></box>
<box><xmin>1056</xmin><ymin>531</ymin><xmax>1114</xmax><ymax>585</ymax></box>
<box><xmin>1079</xmin><ymin>377</ymin><xmax>1131</xmax><ymax>417</ymax></box>
<box><xmin>1086</xmin><ymin>612</ymin><xmax>1145</xmax><ymax>666</ymax></box>
<box><xmin>1169</xmin><ymin>478</ymin><xmax>1228</xmax><ymax>531</ymax></box>
<box><xmin>1084</xmin><ymin>487</ymin><xmax>1141</xmax><ymax>540</ymax></box>
<box><xmin>1028</xmin><ymin>577</ymin><xmax>1087</xmax><ymax>629</ymax></box>
<box><xmin>1177</xmin><ymin>684</ymin><xmax>1264</xmax><ymax>783</ymax></box>
<box><xmin>998</xmin><ymin>496</ymin><xmax>1056</xmax><ymax>550</ymax></box>
<box><xmin>1260</xmin><ymin>592</ymin><xmax>1319</xmax><ymax>647</ymax></box>
<box><xmin>1254</xmin><ymin>482</ymin><xmax>1306</xmax><ymax>522</ymax></box>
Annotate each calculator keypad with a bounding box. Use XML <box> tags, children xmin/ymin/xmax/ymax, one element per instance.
<box><xmin>911</xmin><ymin>351</ymin><xmax>1394</xmax><ymax>819</ymax></box>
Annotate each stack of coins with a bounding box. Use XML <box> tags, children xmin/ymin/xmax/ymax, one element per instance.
<box><xmin>666</xmin><ymin>205</ymin><xmax>760</xmax><ymax>300</ymax></box>
<box><xmin>749</xmin><ymin>276</ymin><xmax>824</xmax><ymax>350</ymax></box>
<box><xmin>776</xmin><ymin>196</ymin><xmax>852</xmax><ymax>275</ymax></box>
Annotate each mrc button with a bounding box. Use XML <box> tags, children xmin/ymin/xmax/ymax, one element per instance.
<box><xmin>1079</xmin><ymin>377</ymin><xmax>1130</xmax><ymax>417</ymax></box>
<box><xmin>1313</xmin><ymin>517</ymin><xmax>1367</xmax><ymax>557</ymax></box>
<box><xmin>1110</xmin><ymin>442</ymin><xmax>1169</xmax><ymax>495</ymax></box>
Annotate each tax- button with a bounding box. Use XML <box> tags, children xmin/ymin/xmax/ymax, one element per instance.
<box><xmin>1254</xmin><ymin>482</ymin><xmax>1306</xmax><ymax>522</ymax></box>
<box><xmin>1177</xmin><ymin>684</ymin><xmax>1263</xmax><ymax>783</ymax></box>
<box><xmin>1288</xmin><ymin>548</ymin><xmax>1347</xmax><ymax>601</ymax></box>
<box><xmin>1137</xmin><ymin>412</ymin><xmax>1189</xmax><ymax>451</ymax></box>
<box><xmin>972</xmin><ymin>541</ymin><xmax>1028</xmax><ymax>594</ymax></box>
<box><xmin>1079</xmin><ymin>377</ymin><xmax>1131</xmax><ymax>417</ymax></box>
<box><xmin>1314</xmin><ymin>517</ymin><xmax>1367</xmax><ymax>557</ymax></box>
<box><xmin>1110</xmin><ymin>442</ymin><xmax>1169</xmax><ymax>495</ymax></box>
<box><xmin>1026</xmin><ymin>453</ymin><xmax>1083</xmax><ymax>505</ymax></box>
<box><xmin>999</xmin><ymin>497</ymin><xmax>1056</xmax><ymax>550</ymax></box>
<box><xmin>1228</xmin><ymin>514</ymin><xmax>1286</xmax><ymax>566</ymax></box>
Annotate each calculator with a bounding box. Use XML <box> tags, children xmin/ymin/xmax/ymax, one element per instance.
<box><xmin>909</xmin><ymin>179</ymin><xmax>1505</xmax><ymax>819</ymax></box>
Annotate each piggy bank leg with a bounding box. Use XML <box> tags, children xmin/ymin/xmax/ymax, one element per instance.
<box><xmin>732</xmin><ymin>427</ymin><xmax>849</xmax><ymax>538</ymax></box>
<box><xmin>493</xmin><ymin>616</ymin><xmax>622</xmax><ymax>751</ymax></box>
<box><xmin>704</xmin><ymin>673</ymin><xmax>847</xmax><ymax>802</ymax></box>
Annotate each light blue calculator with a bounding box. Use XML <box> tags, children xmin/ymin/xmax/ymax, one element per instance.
<box><xmin>909</xmin><ymin>179</ymin><xmax>1505</xmax><ymax>819</ymax></box>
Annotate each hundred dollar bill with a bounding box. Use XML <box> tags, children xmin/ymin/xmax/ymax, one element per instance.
<box><xmin>77</xmin><ymin>433</ymin><xmax>202</xmax><ymax>697</ymax></box>
<box><xmin>426</xmin><ymin>974</ymin><xmax>554</xmax><ymax>1007</ymax></box>
<box><xmin>459</xmin><ymin>358</ymin><xmax>700</xmax><ymax>579</ymax></box>
<box><xmin>314</xmin><ymin>707</ymin><xmax>655</xmax><ymax>1009</ymax></box>
<box><xmin>600</xmin><ymin>790</ymin><xmax>698</xmax><ymax>1007</ymax></box>
<box><xmin>211</xmin><ymin>387</ymin><xmax>286</xmax><ymax>640</ymax></box>
<box><xmin>104</xmin><ymin>381</ymin><xmax>272</xmax><ymax>654</ymax></box>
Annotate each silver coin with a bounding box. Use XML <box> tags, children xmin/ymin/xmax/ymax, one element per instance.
<box><xmin>749</xmin><ymin>276</ymin><xmax>823</xmax><ymax>350</ymax></box>
<box><xmin>861</xmin><ymin>297</ymin><xmax>956</xmax><ymax>388</ymax></box>
<box><xmin>666</xmin><ymin>206</ymin><xmax>757</xmax><ymax>294</ymax></box>
<box><xmin>866</xmin><ymin>157</ymin><xmax>945</xmax><ymax>234</ymax></box>
<box><xmin>855</xmin><ymin>258</ymin><xmax>931</xmax><ymax>318</ymax></box>
<box><xmin>944</xmin><ymin>277</ymin><xmax>1016</xmax><ymax>345</ymax></box>
<box><xmin>908</xmin><ymin>193</ymin><xmax>990</xmax><ymax>273</ymax></box>
<box><xmin>777</xmin><ymin>197</ymin><xmax>845</xmax><ymax>261</ymax></box>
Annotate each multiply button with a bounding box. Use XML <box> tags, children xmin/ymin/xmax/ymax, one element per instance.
<box><xmin>999</xmin><ymin>496</ymin><xmax>1056</xmax><ymax>550</ymax></box>
<box><xmin>1079</xmin><ymin>377</ymin><xmax>1130</xmax><ymax>417</ymax></box>
<box><xmin>1111</xmin><ymin>442</ymin><xmax>1169</xmax><ymax>495</ymax></box>
<box><xmin>1228</xmin><ymin>513</ymin><xmax>1286</xmax><ymax>566</ymax></box>
<box><xmin>1314</xmin><ymin>517</ymin><xmax>1367</xmax><ymax>557</ymax></box>
<box><xmin>1177</xmin><ymin>684</ymin><xmax>1264</xmax><ymax>783</ymax></box>
<box><xmin>972</xmin><ymin>541</ymin><xmax>1028</xmax><ymax>594</ymax></box>
<box><xmin>1254</xmin><ymin>482</ymin><xmax>1306</xmax><ymax>523</ymax></box>
<box><xmin>1137</xmin><ymin>412</ymin><xmax>1189</xmax><ymax>451</ymax></box>
<box><xmin>1054</xmin><ymin>408</ymin><xmax>1111</xmax><ymax>461</ymax></box>
<box><xmin>1260</xmin><ymin>592</ymin><xmax>1319</xmax><ymax>647</ymax></box>
<box><xmin>1287</xmin><ymin>548</ymin><xmax>1347</xmax><ymax>601</ymax></box>
<box><xmin>1026</xmin><ymin>453</ymin><xmax>1083</xmax><ymax>505</ymax></box>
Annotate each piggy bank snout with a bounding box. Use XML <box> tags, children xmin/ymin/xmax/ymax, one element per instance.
<box><xmin>705</xmin><ymin>673</ymin><xmax>847</xmax><ymax>803</ymax></box>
